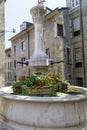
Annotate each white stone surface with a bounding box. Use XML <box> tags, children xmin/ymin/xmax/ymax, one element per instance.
<box><xmin>0</xmin><ymin>87</ymin><xmax>87</xmax><ymax>130</ymax></box>
<box><xmin>28</xmin><ymin>5</ymin><xmax>53</xmax><ymax>68</ymax></box>
<box><xmin>30</xmin><ymin>6</ymin><xmax>48</xmax><ymax>59</ymax></box>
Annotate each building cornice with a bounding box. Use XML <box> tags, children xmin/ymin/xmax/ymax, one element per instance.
<box><xmin>9</xmin><ymin>24</ymin><xmax>34</xmax><ymax>41</ymax></box>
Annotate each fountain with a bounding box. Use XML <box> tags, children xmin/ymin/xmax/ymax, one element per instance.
<box><xmin>17</xmin><ymin>1</ymin><xmax>54</xmax><ymax>74</ymax></box>
<box><xmin>27</xmin><ymin>2</ymin><xmax>53</xmax><ymax>73</ymax></box>
<box><xmin>0</xmin><ymin>1</ymin><xmax>87</xmax><ymax>130</ymax></box>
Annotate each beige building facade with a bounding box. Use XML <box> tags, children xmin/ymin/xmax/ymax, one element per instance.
<box><xmin>5</xmin><ymin>48</ymin><xmax>12</xmax><ymax>86</ymax></box>
<box><xmin>66</xmin><ymin>0</ymin><xmax>87</xmax><ymax>87</ymax></box>
<box><xmin>10</xmin><ymin>8</ymin><xmax>72</xmax><ymax>84</ymax></box>
<box><xmin>0</xmin><ymin>0</ymin><xmax>5</xmax><ymax>87</ymax></box>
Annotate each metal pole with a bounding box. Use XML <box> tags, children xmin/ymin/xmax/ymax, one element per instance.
<box><xmin>80</xmin><ymin>0</ymin><xmax>86</xmax><ymax>87</ymax></box>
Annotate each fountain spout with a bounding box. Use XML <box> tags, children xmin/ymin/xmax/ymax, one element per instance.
<box><xmin>50</xmin><ymin>60</ymin><xmax>64</xmax><ymax>65</ymax></box>
<box><xmin>17</xmin><ymin>61</ymin><xmax>29</xmax><ymax>66</ymax></box>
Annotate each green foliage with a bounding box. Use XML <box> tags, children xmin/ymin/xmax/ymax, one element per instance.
<box><xmin>21</xmin><ymin>85</ymin><xmax>28</xmax><ymax>95</ymax></box>
<box><xmin>12</xmin><ymin>73</ymin><xmax>70</xmax><ymax>96</ymax></box>
<box><xmin>56</xmin><ymin>80</ymin><xmax>70</xmax><ymax>92</ymax></box>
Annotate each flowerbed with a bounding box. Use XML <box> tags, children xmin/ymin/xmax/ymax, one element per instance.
<box><xmin>13</xmin><ymin>73</ymin><xmax>85</xmax><ymax>96</ymax></box>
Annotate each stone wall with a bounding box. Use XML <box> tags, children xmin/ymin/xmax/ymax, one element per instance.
<box><xmin>0</xmin><ymin>1</ymin><xmax>5</xmax><ymax>87</ymax></box>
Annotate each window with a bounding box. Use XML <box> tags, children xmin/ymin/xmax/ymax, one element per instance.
<box><xmin>14</xmin><ymin>60</ymin><xmax>16</xmax><ymax>68</ymax></box>
<box><xmin>74</xmin><ymin>48</ymin><xmax>82</xmax><ymax>67</ymax></box>
<box><xmin>73</xmin><ymin>17</ymin><xmax>80</xmax><ymax>36</ymax></box>
<box><xmin>8</xmin><ymin>72</ymin><xmax>11</xmax><ymax>80</ymax></box>
<box><xmin>54</xmin><ymin>23</ymin><xmax>63</xmax><ymax>37</ymax></box>
<box><xmin>67</xmin><ymin>48</ymin><xmax>71</xmax><ymax>64</ymax></box>
<box><xmin>46</xmin><ymin>48</ymin><xmax>50</xmax><ymax>57</ymax></box>
<box><xmin>21</xmin><ymin>41</ymin><xmax>26</xmax><ymax>50</ymax></box>
<box><xmin>71</xmin><ymin>0</ymin><xmax>79</xmax><ymax>9</ymax></box>
<box><xmin>8</xmin><ymin>62</ymin><xmax>11</xmax><ymax>69</ymax></box>
<box><xmin>20</xmin><ymin>22</ymin><xmax>27</xmax><ymax>31</ymax></box>
<box><xmin>14</xmin><ymin>76</ymin><xmax>16</xmax><ymax>81</ymax></box>
<box><xmin>57</xmin><ymin>24</ymin><xmax>63</xmax><ymax>36</ymax></box>
<box><xmin>21</xmin><ymin>57</ymin><xmax>26</xmax><ymax>67</ymax></box>
<box><xmin>20</xmin><ymin>22</ymin><xmax>30</xmax><ymax>32</ymax></box>
<box><xmin>14</xmin><ymin>45</ymin><xmax>16</xmax><ymax>54</ymax></box>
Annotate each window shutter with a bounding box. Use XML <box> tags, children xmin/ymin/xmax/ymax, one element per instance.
<box><xmin>75</xmin><ymin>49</ymin><xmax>82</xmax><ymax>62</ymax></box>
<box><xmin>75</xmin><ymin>48</ymin><xmax>82</xmax><ymax>67</ymax></box>
<box><xmin>73</xmin><ymin>17</ymin><xmax>80</xmax><ymax>32</ymax></box>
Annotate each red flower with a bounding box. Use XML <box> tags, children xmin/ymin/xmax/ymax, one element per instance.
<box><xmin>38</xmin><ymin>82</ymin><xmax>44</xmax><ymax>87</ymax></box>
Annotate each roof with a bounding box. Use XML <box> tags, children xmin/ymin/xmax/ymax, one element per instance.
<box><xmin>9</xmin><ymin>6</ymin><xmax>68</xmax><ymax>41</ymax></box>
<box><xmin>9</xmin><ymin>24</ymin><xmax>34</xmax><ymax>41</ymax></box>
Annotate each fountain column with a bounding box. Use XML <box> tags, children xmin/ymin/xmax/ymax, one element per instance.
<box><xmin>28</xmin><ymin>3</ymin><xmax>53</xmax><ymax>72</ymax></box>
<box><xmin>30</xmin><ymin>5</ymin><xmax>48</xmax><ymax>59</ymax></box>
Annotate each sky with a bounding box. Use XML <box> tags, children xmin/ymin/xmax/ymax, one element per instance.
<box><xmin>5</xmin><ymin>0</ymin><xmax>66</xmax><ymax>49</ymax></box>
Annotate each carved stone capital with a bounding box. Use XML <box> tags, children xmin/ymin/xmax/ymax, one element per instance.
<box><xmin>30</xmin><ymin>6</ymin><xmax>46</xmax><ymax>24</ymax></box>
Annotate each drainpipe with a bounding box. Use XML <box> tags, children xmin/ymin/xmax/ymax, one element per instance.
<box><xmin>80</xmin><ymin>0</ymin><xmax>86</xmax><ymax>87</ymax></box>
<box><xmin>26</xmin><ymin>30</ymin><xmax>30</xmax><ymax>76</ymax></box>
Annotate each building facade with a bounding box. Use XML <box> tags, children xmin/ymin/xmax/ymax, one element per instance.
<box><xmin>10</xmin><ymin>8</ymin><xmax>72</xmax><ymax>84</ymax></box>
<box><xmin>5</xmin><ymin>48</ymin><xmax>12</xmax><ymax>86</ymax></box>
<box><xmin>66</xmin><ymin>0</ymin><xmax>87</xmax><ymax>87</ymax></box>
<box><xmin>5</xmin><ymin>1</ymin><xmax>87</xmax><ymax>87</ymax></box>
<box><xmin>0</xmin><ymin>0</ymin><xmax>5</xmax><ymax>87</ymax></box>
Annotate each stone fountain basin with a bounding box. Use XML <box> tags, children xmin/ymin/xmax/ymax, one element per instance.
<box><xmin>0</xmin><ymin>86</ymin><xmax>87</xmax><ymax>130</ymax></box>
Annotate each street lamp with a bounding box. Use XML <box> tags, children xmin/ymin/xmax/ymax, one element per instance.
<box><xmin>0</xmin><ymin>28</ymin><xmax>16</xmax><ymax>33</ymax></box>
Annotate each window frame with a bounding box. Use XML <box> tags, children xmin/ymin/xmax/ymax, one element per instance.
<box><xmin>71</xmin><ymin>0</ymin><xmax>79</xmax><ymax>9</ymax></box>
<box><xmin>14</xmin><ymin>45</ymin><xmax>16</xmax><ymax>55</ymax></box>
<box><xmin>74</xmin><ymin>47</ymin><xmax>82</xmax><ymax>68</ymax></box>
<box><xmin>14</xmin><ymin>60</ymin><xmax>16</xmax><ymax>69</ymax></box>
<box><xmin>8</xmin><ymin>72</ymin><xmax>11</xmax><ymax>80</ymax></box>
<box><xmin>54</xmin><ymin>23</ymin><xmax>63</xmax><ymax>37</ymax></box>
<box><xmin>57</xmin><ymin>24</ymin><xmax>63</xmax><ymax>37</ymax></box>
<box><xmin>73</xmin><ymin>17</ymin><xmax>80</xmax><ymax>37</ymax></box>
<box><xmin>21</xmin><ymin>41</ymin><xmax>26</xmax><ymax>51</ymax></box>
<box><xmin>8</xmin><ymin>62</ymin><xmax>11</xmax><ymax>69</ymax></box>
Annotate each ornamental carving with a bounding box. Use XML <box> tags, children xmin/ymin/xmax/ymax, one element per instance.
<box><xmin>30</xmin><ymin>6</ymin><xmax>46</xmax><ymax>24</ymax></box>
